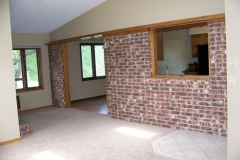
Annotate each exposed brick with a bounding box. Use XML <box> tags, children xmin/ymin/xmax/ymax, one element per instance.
<box><xmin>48</xmin><ymin>45</ymin><xmax>66</xmax><ymax>108</ymax></box>
<box><xmin>105</xmin><ymin>22</ymin><xmax>226</xmax><ymax>136</ymax></box>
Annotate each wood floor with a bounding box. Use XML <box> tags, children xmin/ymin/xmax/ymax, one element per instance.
<box><xmin>71</xmin><ymin>96</ymin><xmax>107</xmax><ymax>115</ymax></box>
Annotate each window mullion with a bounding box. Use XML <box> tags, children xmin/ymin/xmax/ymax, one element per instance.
<box><xmin>36</xmin><ymin>49</ymin><xmax>41</xmax><ymax>87</ymax></box>
<box><xmin>21</xmin><ymin>49</ymin><xmax>28</xmax><ymax>89</ymax></box>
<box><xmin>92</xmin><ymin>45</ymin><xmax>96</xmax><ymax>78</ymax></box>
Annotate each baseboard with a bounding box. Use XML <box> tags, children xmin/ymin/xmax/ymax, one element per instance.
<box><xmin>0</xmin><ymin>137</ymin><xmax>21</xmax><ymax>146</ymax></box>
<box><xmin>71</xmin><ymin>95</ymin><xmax>106</xmax><ymax>103</ymax></box>
<box><xmin>18</xmin><ymin>105</ymin><xmax>52</xmax><ymax>113</ymax></box>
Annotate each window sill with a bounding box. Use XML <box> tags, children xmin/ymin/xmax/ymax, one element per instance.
<box><xmin>82</xmin><ymin>77</ymin><xmax>105</xmax><ymax>81</ymax></box>
<box><xmin>151</xmin><ymin>74</ymin><xmax>210</xmax><ymax>79</ymax></box>
<box><xmin>16</xmin><ymin>87</ymin><xmax>44</xmax><ymax>93</ymax></box>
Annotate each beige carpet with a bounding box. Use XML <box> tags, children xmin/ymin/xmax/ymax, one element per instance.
<box><xmin>0</xmin><ymin>107</ymin><xmax>175</xmax><ymax>160</ymax></box>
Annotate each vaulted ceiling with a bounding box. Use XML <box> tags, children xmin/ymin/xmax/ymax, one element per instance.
<box><xmin>9</xmin><ymin>0</ymin><xmax>106</xmax><ymax>33</ymax></box>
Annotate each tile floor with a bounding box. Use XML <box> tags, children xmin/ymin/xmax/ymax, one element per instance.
<box><xmin>151</xmin><ymin>130</ymin><xmax>227</xmax><ymax>160</ymax></box>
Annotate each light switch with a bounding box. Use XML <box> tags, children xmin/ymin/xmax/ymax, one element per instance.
<box><xmin>228</xmin><ymin>76</ymin><xmax>234</xmax><ymax>87</ymax></box>
<box><xmin>228</xmin><ymin>58</ymin><xmax>236</xmax><ymax>69</ymax></box>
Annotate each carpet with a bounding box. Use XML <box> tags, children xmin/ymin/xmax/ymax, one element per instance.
<box><xmin>0</xmin><ymin>107</ymin><xmax>175</xmax><ymax>160</ymax></box>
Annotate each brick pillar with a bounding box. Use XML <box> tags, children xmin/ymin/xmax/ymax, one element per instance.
<box><xmin>48</xmin><ymin>44</ymin><xmax>66</xmax><ymax>108</ymax></box>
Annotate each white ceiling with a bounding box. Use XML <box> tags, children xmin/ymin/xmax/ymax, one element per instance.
<box><xmin>9</xmin><ymin>0</ymin><xmax>106</xmax><ymax>34</ymax></box>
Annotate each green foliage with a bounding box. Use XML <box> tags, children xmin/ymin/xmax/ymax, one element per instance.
<box><xmin>81</xmin><ymin>46</ymin><xmax>93</xmax><ymax>78</ymax></box>
<box><xmin>12</xmin><ymin>49</ymin><xmax>39</xmax><ymax>88</ymax></box>
<box><xmin>94</xmin><ymin>45</ymin><xmax>105</xmax><ymax>77</ymax></box>
<box><xmin>12</xmin><ymin>50</ymin><xmax>22</xmax><ymax>78</ymax></box>
<box><xmin>25</xmin><ymin>49</ymin><xmax>39</xmax><ymax>81</ymax></box>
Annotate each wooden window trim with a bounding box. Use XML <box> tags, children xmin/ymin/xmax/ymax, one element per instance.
<box><xmin>149</xmin><ymin>20</ymin><xmax>221</xmax><ymax>79</ymax></box>
<box><xmin>80</xmin><ymin>43</ymin><xmax>105</xmax><ymax>81</ymax></box>
<box><xmin>13</xmin><ymin>48</ymin><xmax>44</xmax><ymax>93</ymax></box>
<box><xmin>151</xmin><ymin>74</ymin><xmax>210</xmax><ymax>79</ymax></box>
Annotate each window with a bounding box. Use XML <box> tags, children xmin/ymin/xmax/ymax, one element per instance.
<box><xmin>80</xmin><ymin>43</ymin><xmax>105</xmax><ymax>81</ymax></box>
<box><xmin>12</xmin><ymin>48</ymin><xmax>43</xmax><ymax>92</ymax></box>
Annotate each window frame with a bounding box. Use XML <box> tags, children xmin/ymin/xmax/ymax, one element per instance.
<box><xmin>13</xmin><ymin>48</ymin><xmax>44</xmax><ymax>93</ymax></box>
<box><xmin>79</xmin><ymin>43</ymin><xmax>105</xmax><ymax>81</ymax></box>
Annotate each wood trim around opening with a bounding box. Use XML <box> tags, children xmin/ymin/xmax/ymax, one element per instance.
<box><xmin>151</xmin><ymin>75</ymin><xmax>210</xmax><ymax>79</ymax></box>
<box><xmin>149</xmin><ymin>17</ymin><xmax>223</xmax><ymax>78</ymax></box>
<box><xmin>0</xmin><ymin>138</ymin><xmax>21</xmax><ymax>146</ymax></box>
<box><xmin>150</xmin><ymin>28</ymin><xmax>158</xmax><ymax>76</ymax></box>
<box><xmin>46</xmin><ymin>13</ymin><xmax>225</xmax><ymax>45</ymax></box>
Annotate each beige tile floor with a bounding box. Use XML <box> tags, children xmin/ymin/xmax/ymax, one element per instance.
<box><xmin>151</xmin><ymin>130</ymin><xmax>227</xmax><ymax>160</ymax></box>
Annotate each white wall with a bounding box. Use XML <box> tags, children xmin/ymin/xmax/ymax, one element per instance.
<box><xmin>163</xmin><ymin>29</ymin><xmax>189</xmax><ymax>40</ymax></box>
<box><xmin>12</xmin><ymin>34</ymin><xmax>52</xmax><ymax>110</ymax></box>
<box><xmin>161</xmin><ymin>28</ymin><xmax>208</xmax><ymax>66</ymax></box>
<box><xmin>50</xmin><ymin>0</ymin><xmax>225</xmax><ymax>41</ymax></box>
<box><xmin>158</xmin><ymin>39</ymin><xmax>188</xmax><ymax>74</ymax></box>
<box><xmin>163</xmin><ymin>29</ymin><xmax>193</xmax><ymax>63</ymax></box>
<box><xmin>68</xmin><ymin>41</ymin><xmax>106</xmax><ymax>101</ymax></box>
<box><xmin>225</xmin><ymin>0</ymin><xmax>240</xmax><ymax>159</ymax></box>
<box><xmin>189</xmin><ymin>26</ymin><xmax>208</xmax><ymax>35</ymax></box>
<box><xmin>158</xmin><ymin>30</ymin><xmax>189</xmax><ymax>74</ymax></box>
<box><xmin>0</xmin><ymin>0</ymin><xmax>20</xmax><ymax>143</ymax></box>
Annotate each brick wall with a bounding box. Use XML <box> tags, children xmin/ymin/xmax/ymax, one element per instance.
<box><xmin>48</xmin><ymin>44</ymin><xmax>66</xmax><ymax>108</ymax></box>
<box><xmin>104</xmin><ymin>22</ymin><xmax>227</xmax><ymax>136</ymax></box>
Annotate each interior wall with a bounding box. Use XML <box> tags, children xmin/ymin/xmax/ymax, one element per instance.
<box><xmin>159</xmin><ymin>27</ymin><xmax>208</xmax><ymax>66</ymax></box>
<box><xmin>50</xmin><ymin>0</ymin><xmax>225</xmax><ymax>41</ymax></box>
<box><xmin>163</xmin><ymin>29</ymin><xmax>189</xmax><ymax>40</ymax></box>
<box><xmin>105</xmin><ymin>22</ymin><xmax>227</xmax><ymax>136</ymax></box>
<box><xmin>0</xmin><ymin>0</ymin><xmax>20</xmax><ymax>143</ymax></box>
<box><xmin>11</xmin><ymin>33</ymin><xmax>52</xmax><ymax>110</ymax></box>
<box><xmin>158</xmin><ymin>39</ymin><xmax>188</xmax><ymax>74</ymax></box>
<box><xmin>159</xmin><ymin>29</ymin><xmax>190</xmax><ymax>74</ymax></box>
<box><xmin>225</xmin><ymin>0</ymin><xmax>240</xmax><ymax>159</ymax></box>
<box><xmin>189</xmin><ymin>26</ymin><xmax>208</xmax><ymax>35</ymax></box>
<box><xmin>67</xmin><ymin>41</ymin><xmax>106</xmax><ymax>101</ymax></box>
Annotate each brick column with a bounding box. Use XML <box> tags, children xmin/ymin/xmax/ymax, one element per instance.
<box><xmin>48</xmin><ymin>44</ymin><xmax>66</xmax><ymax>108</ymax></box>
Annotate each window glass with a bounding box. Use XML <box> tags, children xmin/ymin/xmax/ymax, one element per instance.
<box><xmin>81</xmin><ymin>45</ymin><xmax>93</xmax><ymax>78</ymax></box>
<box><xmin>94</xmin><ymin>45</ymin><xmax>105</xmax><ymax>77</ymax></box>
<box><xmin>12</xmin><ymin>50</ymin><xmax>22</xmax><ymax>79</ymax></box>
<box><xmin>12</xmin><ymin>50</ymin><xmax>23</xmax><ymax>89</ymax></box>
<box><xmin>25</xmin><ymin>49</ymin><xmax>39</xmax><ymax>87</ymax></box>
<box><xmin>15</xmin><ymin>80</ymin><xmax>23</xmax><ymax>89</ymax></box>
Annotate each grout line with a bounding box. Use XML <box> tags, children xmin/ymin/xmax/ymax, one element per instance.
<box><xmin>211</xmin><ymin>139</ymin><xmax>227</xmax><ymax>154</ymax></box>
<box><xmin>172</xmin><ymin>132</ymin><xmax>191</xmax><ymax>159</ymax></box>
<box><xmin>152</xmin><ymin>130</ymin><xmax>227</xmax><ymax>159</ymax></box>
<box><xmin>189</xmin><ymin>134</ymin><xmax>220</xmax><ymax>159</ymax></box>
<box><xmin>182</xmin><ymin>131</ymin><xmax>210</xmax><ymax>159</ymax></box>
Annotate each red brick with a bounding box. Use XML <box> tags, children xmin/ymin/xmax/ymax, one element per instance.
<box><xmin>104</xmin><ymin>22</ymin><xmax>227</xmax><ymax>136</ymax></box>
